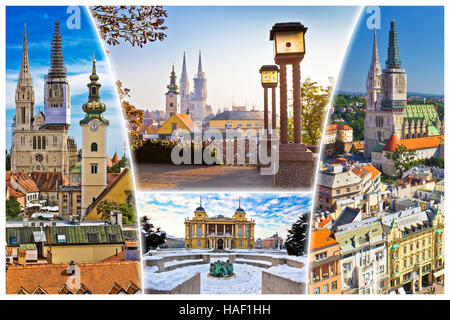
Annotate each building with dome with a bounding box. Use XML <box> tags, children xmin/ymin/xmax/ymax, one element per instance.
<box><xmin>184</xmin><ymin>198</ymin><xmax>255</xmax><ymax>250</ymax></box>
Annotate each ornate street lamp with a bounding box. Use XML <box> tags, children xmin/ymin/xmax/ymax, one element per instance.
<box><xmin>270</xmin><ymin>22</ymin><xmax>307</xmax><ymax>147</ymax></box>
<box><xmin>259</xmin><ymin>65</ymin><xmax>279</xmax><ymax>132</ymax></box>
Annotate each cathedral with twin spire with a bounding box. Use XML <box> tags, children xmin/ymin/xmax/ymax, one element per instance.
<box><xmin>364</xmin><ymin>21</ymin><xmax>443</xmax><ymax>160</ymax></box>
<box><xmin>165</xmin><ymin>51</ymin><xmax>212</xmax><ymax>123</ymax></box>
<box><xmin>11</xmin><ymin>22</ymin><xmax>77</xmax><ymax>174</ymax></box>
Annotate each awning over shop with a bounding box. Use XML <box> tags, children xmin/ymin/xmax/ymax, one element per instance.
<box><xmin>433</xmin><ymin>269</ymin><xmax>445</xmax><ymax>278</ymax></box>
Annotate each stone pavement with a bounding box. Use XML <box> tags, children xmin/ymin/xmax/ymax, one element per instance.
<box><xmin>134</xmin><ymin>163</ymin><xmax>276</xmax><ymax>191</ymax></box>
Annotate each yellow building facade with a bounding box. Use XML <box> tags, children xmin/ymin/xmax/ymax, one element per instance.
<box><xmin>157</xmin><ymin>113</ymin><xmax>195</xmax><ymax>135</ymax></box>
<box><xmin>208</xmin><ymin>110</ymin><xmax>279</xmax><ymax>136</ymax></box>
<box><xmin>387</xmin><ymin>208</ymin><xmax>444</xmax><ymax>293</ymax></box>
<box><xmin>85</xmin><ymin>168</ymin><xmax>134</xmax><ymax>220</ymax></box>
<box><xmin>185</xmin><ymin>201</ymin><xmax>255</xmax><ymax>250</ymax></box>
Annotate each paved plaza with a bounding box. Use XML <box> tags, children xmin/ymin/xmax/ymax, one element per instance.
<box><xmin>134</xmin><ymin>164</ymin><xmax>275</xmax><ymax>191</ymax></box>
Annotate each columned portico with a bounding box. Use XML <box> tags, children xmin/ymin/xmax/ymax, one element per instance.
<box><xmin>185</xmin><ymin>198</ymin><xmax>255</xmax><ymax>249</ymax></box>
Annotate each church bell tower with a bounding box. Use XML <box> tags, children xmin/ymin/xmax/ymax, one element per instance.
<box><xmin>80</xmin><ymin>55</ymin><xmax>109</xmax><ymax>217</ymax></box>
<box><xmin>165</xmin><ymin>65</ymin><xmax>179</xmax><ymax>120</ymax></box>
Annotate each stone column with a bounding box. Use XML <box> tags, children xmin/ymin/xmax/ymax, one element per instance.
<box><xmin>279</xmin><ymin>62</ymin><xmax>288</xmax><ymax>144</ymax></box>
<box><xmin>264</xmin><ymin>87</ymin><xmax>269</xmax><ymax>132</ymax></box>
<box><xmin>292</xmin><ymin>61</ymin><xmax>301</xmax><ymax>144</ymax></box>
<box><xmin>271</xmin><ymin>87</ymin><xmax>277</xmax><ymax>130</ymax></box>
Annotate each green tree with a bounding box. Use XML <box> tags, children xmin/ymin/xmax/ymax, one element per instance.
<box><xmin>285</xmin><ymin>212</ymin><xmax>310</xmax><ymax>256</ymax></box>
<box><xmin>5</xmin><ymin>149</ymin><xmax>11</xmax><ymax>171</ymax></box>
<box><xmin>141</xmin><ymin>216</ymin><xmax>166</xmax><ymax>253</ymax></box>
<box><xmin>96</xmin><ymin>200</ymin><xmax>137</xmax><ymax>225</ymax></box>
<box><xmin>6</xmin><ymin>196</ymin><xmax>21</xmax><ymax>218</ymax></box>
<box><xmin>107</xmin><ymin>155</ymin><xmax>130</xmax><ymax>173</ymax></box>
<box><xmin>288</xmin><ymin>78</ymin><xmax>330</xmax><ymax>145</ymax></box>
<box><xmin>90</xmin><ymin>6</ymin><xmax>167</xmax><ymax>47</ymax></box>
<box><xmin>386</xmin><ymin>144</ymin><xmax>417</xmax><ymax>177</ymax></box>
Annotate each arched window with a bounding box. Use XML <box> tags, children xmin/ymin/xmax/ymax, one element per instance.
<box><xmin>21</xmin><ymin>107</ymin><xmax>26</xmax><ymax>124</ymax></box>
<box><xmin>91</xmin><ymin>142</ymin><xmax>98</xmax><ymax>152</ymax></box>
<box><xmin>42</xmin><ymin>136</ymin><xmax>46</xmax><ymax>149</ymax></box>
<box><xmin>38</xmin><ymin>136</ymin><xmax>41</xmax><ymax>149</ymax></box>
<box><xmin>33</xmin><ymin>136</ymin><xmax>36</xmax><ymax>149</ymax></box>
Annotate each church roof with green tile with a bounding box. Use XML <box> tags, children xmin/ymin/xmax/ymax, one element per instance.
<box><xmin>403</xmin><ymin>104</ymin><xmax>441</xmax><ymax>136</ymax></box>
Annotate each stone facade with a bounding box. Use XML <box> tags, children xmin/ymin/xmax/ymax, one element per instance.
<box><xmin>179</xmin><ymin>52</ymin><xmax>210</xmax><ymax>123</ymax></box>
<box><xmin>184</xmin><ymin>199</ymin><xmax>255</xmax><ymax>249</ymax></box>
<box><xmin>364</xmin><ymin>22</ymin><xmax>442</xmax><ymax>159</ymax></box>
<box><xmin>11</xmin><ymin>23</ymin><xmax>77</xmax><ymax>175</ymax></box>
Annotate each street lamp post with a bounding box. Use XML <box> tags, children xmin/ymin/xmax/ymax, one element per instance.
<box><xmin>259</xmin><ymin>65</ymin><xmax>279</xmax><ymax>133</ymax></box>
<box><xmin>270</xmin><ymin>22</ymin><xmax>307</xmax><ymax>148</ymax></box>
<box><xmin>268</xmin><ymin>22</ymin><xmax>316</xmax><ymax>188</ymax></box>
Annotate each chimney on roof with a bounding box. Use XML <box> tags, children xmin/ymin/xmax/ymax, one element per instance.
<box><xmin>67</xmin><ymin>260</ymin><xmax>76</xmax><ymax>275</ymax></box>
<box><xmin>18</xmin><ymin>250</ymin><xmax>27</xmax><ymax>266</ymax></box>
<box><xmin>314</xmin><ymin>218</ymin><xmax>319</xmax><ymax>230</ymax></box>
<box><xmin>111</xmin><ymin>210</ymin><xmax>123</xmax><ymax>228</ymax></box>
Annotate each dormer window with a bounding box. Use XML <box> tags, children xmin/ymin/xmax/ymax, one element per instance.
<box><xmin>87</xmin><ymin>232</ymin><xmax>99</xmax><ymax>243</ymax></box>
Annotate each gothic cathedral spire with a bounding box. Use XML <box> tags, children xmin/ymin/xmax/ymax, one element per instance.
<box><xmin>18</xmin><ymin>24</ymin><xmax>33</xmax><ymax>85</ymax></box>
<box><xmin>15</xmin><ymin>24</ymin><xmax>35</xmax><ymax>131</ymax></box>
<box><xmin>48</xmin><ymin>21</ymin><xmax>66</xmax><ymax>78</ymax></box>
<box><xmin>197</xmin><ymin>50</ymin><xmax>204</xmax><ymax>79</ymax></box>
<box><xmin>386</xmin><ymin>21</ymin><xmax>402</xmax><ymax>69</ymax></box>
<box><xmin>44</xmin><ymin>21</ymin><xmax>71</xmax><ymax>125</ymax></box>
<box><xmin>366</xmin><ymin>28</ymin><xmax>381</xmax><ymax>112</ymax></box>
<box><xmin>179</xmin><ymin>52</ymin><xmax>190</xmax><ymax>114</ymax></box>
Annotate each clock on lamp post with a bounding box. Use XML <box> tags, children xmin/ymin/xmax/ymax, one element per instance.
<box><xmin>259</xmin><ymin>65</ymin><xmax>279</xmax><ymax>142</ymax></box>
<box><xmin>270</xmin><ymin>22</ymin><xmax>307</xmax><ymax>146</ymax></box>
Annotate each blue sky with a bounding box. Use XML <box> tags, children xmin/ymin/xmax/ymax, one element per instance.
<box><xmin>5</xmin><ymin>6</ymin><xmax>128</xmax><ymax>157</ymax></box>
<box><xmin>107</xmin><ymin>6</ymin><xmax>360</xmax><ymax>113</ymax></box>
<box><xmin>337</xmin><ymin>6</ymin><xmax>444</xmax><ymax>95</ymax></box>
<box><xmin>137</xmin><ymin>192</ymin><xmax>312</xmax><ymax>239</ymax></box>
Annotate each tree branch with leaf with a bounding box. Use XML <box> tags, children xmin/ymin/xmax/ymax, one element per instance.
<box><xmin>90</xmin><ymin>6</ymin><xmax>167</xmax><ymax>48</ymax></box>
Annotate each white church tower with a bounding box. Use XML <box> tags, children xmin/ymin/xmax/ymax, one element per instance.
<box><xmin>178</xmin><ymin>51</ymin><xmax>208</xmax><ymax>122</ymax></box>
<box><xmin>179</xmin><ymin>52</ymin><xmax>190</xmax><ymax>115</ymax></box>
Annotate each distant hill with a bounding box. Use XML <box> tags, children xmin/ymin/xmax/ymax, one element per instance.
<box><xmin>336</xmin><ymin>90</ymin><xmax>443</xmax><ymax>98</ymax></box>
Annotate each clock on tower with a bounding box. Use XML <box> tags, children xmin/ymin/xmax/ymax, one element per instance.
<box><xmin>79</xmin><ymin>55</ymin><xmax>109</xmax><ymax>217</ymax></box>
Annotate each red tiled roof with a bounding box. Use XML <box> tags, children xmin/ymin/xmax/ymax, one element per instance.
<box><xmin>111</xmin><ymin>153</ymin><xmax>120</xmax><ymax>164</ymax></box>
<box><xmin>351</xmin><ymin>165</ymin><xmax>370</xmax><ymax>179</ymax></box>
<box><xmin>318</xmin><ymin>217</ymin><xmax>333</xmax><ymax>229</ymax></box>
<box><xmin>106</xmin><ymin>155</ymin><xmax>113</xmax><ymax>168</ymax></box>
<box><xmin>176</xmin><ymin>113</ymin><xmax>195</xmax><ymax>131</ymax></box>
<box><xmin>383</xmin><ymin>134</ymin><xmax>443</xmax><ymax>151</ymax></box>
<box><xmin>6</xmin><ymin>261</ymin><xmax>141</xmax><ymax>294</ymax></box>
<box><xmin>363</xmin><ymin>163</ymin><xmax>381</xmax><ymax>180</ymax></box>
<box><xmin>7</xmin><ymin>187</ymin><xmax>25</xmax><ymax>199</ymax></box>
<box><xmin>310</xmin><ymin>228</ymin><xmax>337</xmax><ymax>251</ymax></box>
<box><xmin>325</xmin><ymin>123</ymin><xmax>352</xmax><ymax>134</ymax></box>
<box><xmin>352</xmin><ymin>142</ymin><xmax>364</xmax><ymax>150</ymax></box>
<box><xmin>30</xmin><ymin>172</ymin><xmax>71</xmax><ymax>192</ymax></box>
<box><xmin>11</xmin><ymin>173</ymin><xmax>39</xmax><ymax>193</ymax></box>
<box><xmin>100</xmin><ymin>251</ymin><xmax>125</xmax><ymax>262</ymax></box>
<box><xmin>332</xmin><ymin>158</ymin><xmax>347</xmax><ymax>165</ymax></box>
